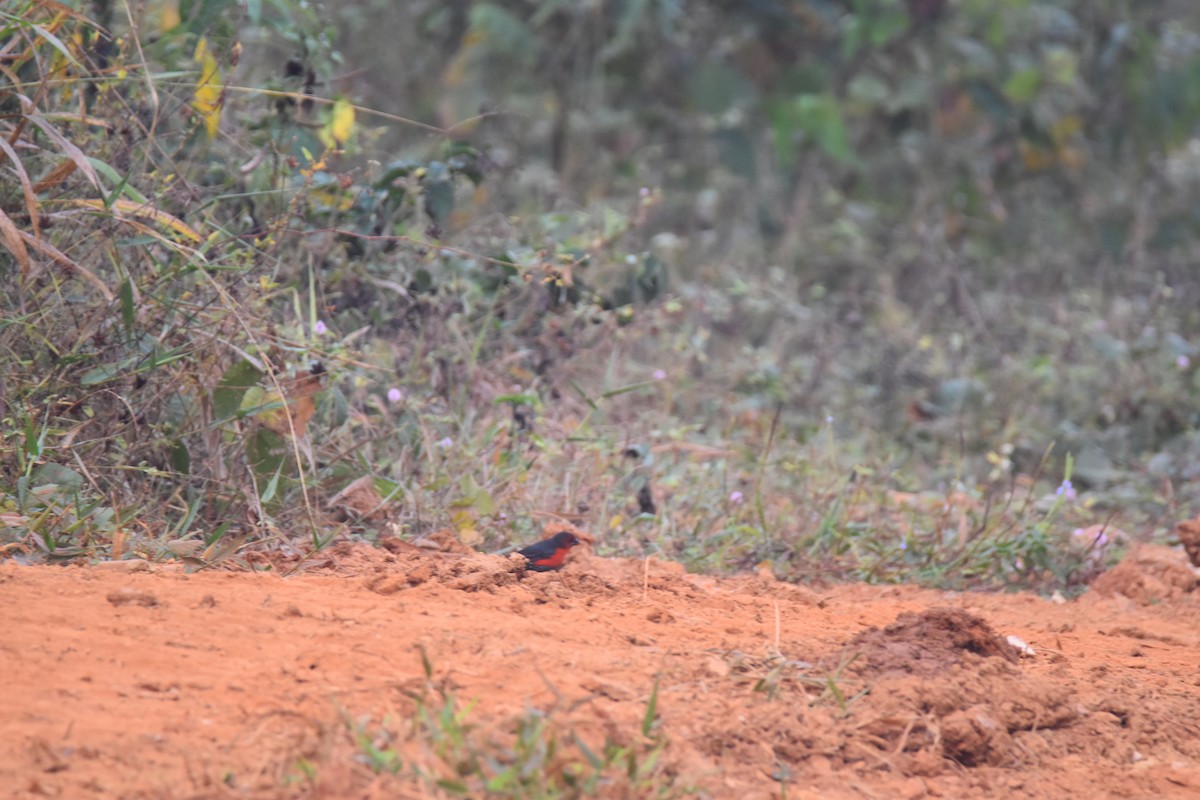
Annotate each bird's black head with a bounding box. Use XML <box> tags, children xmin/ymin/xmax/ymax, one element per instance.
<box><xmin>551</xmin><ymin>531</ymin><xmax>581</xmax><ymax>548</ymax></box>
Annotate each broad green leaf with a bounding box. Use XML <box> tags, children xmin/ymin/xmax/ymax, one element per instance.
<box><xmin>795</xmin><ymin>94</ymin><xmax>854</xmax><ymax>163</ymax></box>
<box><xmin>1004</xmin><ymin>67</ymin><xmax>1042</xmax><ymax>103</ymax></box>
<box><xmin>214</xmin><ymin>359</ymin><xmax>263</xmax><ymax>421</ymax></box>
<box><xmin>31</xmin><ymin>463</ymin><xmax>84</xmax><ymax>493</ymax></box>
<box><xmin>170</xmin><ymin>440</ymin><xmax>190</xmax><ymax>474</ymax></box>
<box><xmin>423</xmin><ymin>176</ymin><xmax>454</xmax><ymax>224</ymax></box>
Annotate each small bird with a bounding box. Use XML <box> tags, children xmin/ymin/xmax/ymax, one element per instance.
<box><xmin>517</xmin><ymin>531</ymin><xmax>582</xmax><ymax>572</ymax></box>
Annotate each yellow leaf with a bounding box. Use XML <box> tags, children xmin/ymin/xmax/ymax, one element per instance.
<box><xmin>1050</xmin><ymin>115</ymin><xmax>1082</xmax><ymax>145</ymax></box>
<box><xmin>69</xmin><ymin>198</ymin><xmax>203</xmax><ymax>242</ymax></box>
<box><xmin>319</xmin><ymin>97</ymin><xmax>356</xmax><ymax>149</ymax></box>
<box><xmin>156</xmin><ymin>0</ymin><xmax>181</xmax><ymax>32</ymax></box>
<box><xmin>192</xmin><ymin>37</ymin><xmax>222</xmax><ymax>138</ymax></box>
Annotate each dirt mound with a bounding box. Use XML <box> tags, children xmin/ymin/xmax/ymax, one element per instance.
<box><xmin>846</xmin><ymin>608</ymin><xmax>1020</xmax><ymax>678</ymax></box>
<box><xmin>1088</xmin><ymin>544</ymin><xmax>1200</xmax><ymax>605</ymax></box>
<box><xmin>4</xmin><ymin>547</ymin><xmax>1200</xmax><ymax>798</ymax></box>
<box><xmin>1173</xmin><ymin>515</ymin><xmax>1200</xmax><ymax>568</ymax></box>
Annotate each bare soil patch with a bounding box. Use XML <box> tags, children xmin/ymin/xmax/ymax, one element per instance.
<box><xmin>3</xmin><ymin>543</ymin><xmax>1200</xmax><ymax>798</ymax></box>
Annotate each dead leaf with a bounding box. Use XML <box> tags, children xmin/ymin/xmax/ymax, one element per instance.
<box><xmin>30</xmin><ymin>157</ymin><xmax>76</xmax><ymax>195</ymax></box>
<box><xmin>257</xmin><ymin>367</ymin><xmax>326</xmax><ymax>437</ymax></box>
<box><xmin>415</xmin><ymin>528</ymin><xmax>477</xmax><ymax>555</ymax></box>
<box><xmin>328</xmin><ymin>475</ymin><xmax>387</xmax><ymax>520</ymax></box>
<box><xmin>0</xmin><ymin>207</ymin><xmax>30</xmax><ymax>277</ymax></box>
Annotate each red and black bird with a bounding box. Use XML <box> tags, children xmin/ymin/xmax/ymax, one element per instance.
<box><xmin>517</xmin><ymin>531</ymin><xmax>581</xmax><ymax>572</ymax></box>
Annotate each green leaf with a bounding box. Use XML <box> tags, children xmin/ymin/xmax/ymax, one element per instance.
<box><xmin>374</xmin><ymin>158</ymin><xmax>422</xmax><ymax>188</ymax></box>
<box><xmin>80</xmin><ymin>363</ymin><xmax>122</xmax><ymax>386</ymax></box>
<box><xmin>712</xmin><ymin>126</ymin><xmax>756</xmax><ymax>177</ymax></box>
<box><xmin>456</xmin><ymin>474</ymin><xmax>495</xmax><ymax>515</ymax></box>
<box><xmin>246</xmin><ymin>427</ymin><xmax>286</xmax><ymax>479</ymax></box>
<box><xmin>423</xmin><ymin>177</ymin><xmax>455</xmax><ymax>224</ymax></box>
<box><xmin>214</xmin><ymin>359</ymin><xmax>262</xmax><ymax>421</ymax></box>
<box><xmin>688</xmin><ymin>61</ymin><xmax>755</xmax><ymax>115</ymax></box>
<box><xmin>87</xmin><ymin>158</ymin><xmax>149</xmax><ymax>204</ymax></box>
<box><xmin>794</xmin><ymin>94</ymin><xmax>854</xmax><ymax>163</ymax></box>
<box><xmin>1004</xmin><ymin>67</ymin><xmax>1042</xmax><ymax>103</ymax></box>
<box><xmin>27</xmin><ymin>23</ymin><xmax>83</xmax><ymax>69</ymax></box>
<box><xmin>31</xmin><ymin>463</ymin><xmax>84</xmax><ymax>493</ymax></box>
<box><xmin>1044</xmin><ymin>46</ymin><xmax>1078</xmax><ymax>86</ymax></box>
<box><xmin>494</xmin><ymin>393</ymin><xmax>540</xmax><ymax>407</ymax></box>
<box><xmin>469</xmin><ymin>3</ymin><xmax>537</xmax><ymax>63</ymax></box>
<box><xmin>576</xmin><ymin>736</ymin><xmax>604</xmax><ymax>770</ymax></box>
<box><xmin>485</xmin><ymin>769</ymin><xmax>516</xmax><ymax>791</ymax></box>
<box><xmin>119</xmin><ymin>279</ymin><xmax>135</xmax><ymax>334</ymax></box>
<box><xmin>641</xmin><ymin>677</ymin><xmax>659</xmax><ymax>737</ymax></box>
<box><xmin>769</xmin><ymin>98</ymin><xmax>800</xmax><ymax>172</ymax></box>
<box><xmin>435</xmin><ymin>778</ymin><xmax>469</xmax><ymax>795</ymax></box>
<box><xmin>169</xmin><ymin>440</ymin><xmax>190</xmax><ymax>474</ymax></box>
<box><xmin>847</xmin><ymin>74</ymin><xmax>890</xmax><ymax>107</ymax></box>
<box><xmin>259</xmin><ymin>463</ymin><xmax>282</xmax><ymax>504</ymax></box>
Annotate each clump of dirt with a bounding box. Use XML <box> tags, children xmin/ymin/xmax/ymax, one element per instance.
<box><xmin>1175</xmin><ymin>515</ymin><xmax>1200</xmax><ymax>568</ymax></box>
<box><xmin>289</xmin><ymin>540</ymin><xmax>643</xmax><ymax>598</ymax></box>
<box><xmin>787</xmin><ymin>609</ymin><xmax>1077</xmax><ymax>773</ymax></box>
<box><xmin>364</xmin><ymin>551</ymin><xmax>523</xmax><ymax>593</ymax></box>
<box><xmin>845</xmin><ymin>607</ymin><xmax>1020</xmax><ymax>678</ymax></box>
<box><xmin>1088</xmin><ymin>544</ymin><xmax>1199</xmax><ymax>605</ymax></box>
<box><xmin>852</xmin><ymin>660</ymin><xmax>1080</xmax><ymax>770</ymax></box>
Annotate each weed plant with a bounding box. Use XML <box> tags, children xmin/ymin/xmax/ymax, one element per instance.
<box><xmin>311</xmin><ymin>649</ymin><xmax>684</xmax><ymax>798</ymax></box>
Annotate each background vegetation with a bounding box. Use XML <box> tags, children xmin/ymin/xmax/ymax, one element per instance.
<box><xmin>4</xmin><ymin>0</ymin><xmax>1200</xmax><ymax>592</ymax></box>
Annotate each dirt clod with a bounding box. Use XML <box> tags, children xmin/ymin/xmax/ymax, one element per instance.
<box><xmin>847</xmin><ymin>608</ymin><xmax>1019</xmax><ymax>678</ymax></box>
<box><xmin>1088</xmin><ymin>544</ymin><xmax>1199</xmax><ymax>605</ymax></box>
<box><xmin>1173</xmin><ymin>516</ymin><xmax>1200</xmax><ymax>569</ymax></box>
<box><xmin>105</xmin><ymin>587</ymin><xmax>158</xmax><ymax>607</ymax></box>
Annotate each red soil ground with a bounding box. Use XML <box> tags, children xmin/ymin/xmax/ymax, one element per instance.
<box><xmin>3</xmin><ymin>541</ymin><xmax>1200</xmax><ymax>799</ymax></box>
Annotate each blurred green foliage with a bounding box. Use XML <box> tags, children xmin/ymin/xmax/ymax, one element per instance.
<box><xmin>338</xmin><ymin>0</ymin><xmax>1200</xmax><ymax>287</ymax></box>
